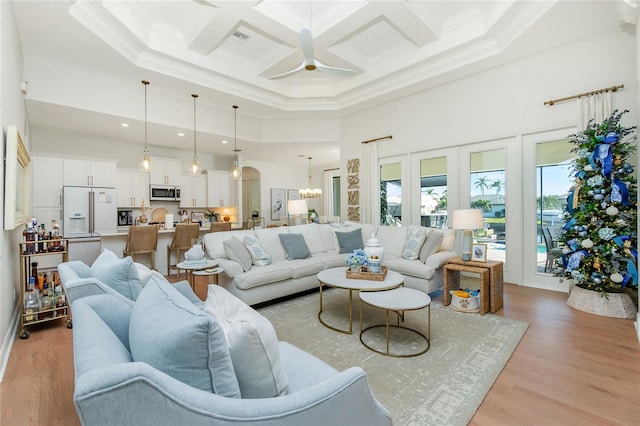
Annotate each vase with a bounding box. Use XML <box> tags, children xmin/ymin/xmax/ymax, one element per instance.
<box><xmin>364</xmin><ymin>233</ymin><xmax>384</xmax><ymax>261</ymax></box>
<box><xmin>567</xmin><ymin>284</ymin><xmax>637</xmax><ymax>319</ymax></box>
<box><xmin>350</xmin><ymin>265</ymin><xmax>358</xmax><ymax>272</ymax></box>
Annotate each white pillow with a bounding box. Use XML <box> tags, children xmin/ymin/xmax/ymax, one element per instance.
<box><xmin>437</xmin><ymin>229</ymin><xmax>456</xmax><ymax>252</ymax></box>
<box><xmin>204</xmin><ymin>285</ymin><xmax>289</xmax><ymax>398</ymax></box>
<box><xmin>419</xmin><ymin>231</ymin><xmax>443</xmax><ymax>263</ymax></box>
<box><xmin>402</xmin><ymin>227</ymin><xmax>428</xmax><ymax>260</ymax></box>
<box><xmin>223</xmin><ymin>237</ymin><xmax>253</xmax><ymax>272</ymax></box>
<box><xmin>243</xmin><ymin>235</ymin><xmax>272</xmax><ymax>266</ymax></box>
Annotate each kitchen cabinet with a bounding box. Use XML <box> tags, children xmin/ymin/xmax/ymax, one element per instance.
<box><xmin>207</xmin><ymin>171</ymin><xmax>233</xmax><ymax>207</ymax></box>
<box><xmin>117</xmin><ymin>170</ymin><xmax>149</xmax><ymax>208</ymax></box>
<box><xmin>63</xmin><ymin>159</ymin><xmax>116</xmax><ymax>187</ymax></box>
<box><xmin>149</xmin><ymin>159</ymin><xmax>181</xmax><ymax>185</ymax></box>
<box><xmin>32</xmin><ymin>156</ymin><xmax>63</xmax><ymax>208</ymax></box>
<box><xmin>180</xmin><ymin>174</ymin><xmax>208</xmax><ymax>208</ymax></box>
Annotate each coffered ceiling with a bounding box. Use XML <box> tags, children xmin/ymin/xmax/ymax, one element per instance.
<box><xmin>11</xmin><ymin>0</ymin><xmax>631</xmax><ymax>166</ymax></box>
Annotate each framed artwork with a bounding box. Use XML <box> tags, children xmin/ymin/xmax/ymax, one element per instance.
<box><xmin>287</xmin><ymin>189</ymin><xmax>301</xmax><ymax>202</ymax></box>
<box><xmin>271</xmin><ymin>188</ymin><xmax>286</xmax><ymax>220</ymax></box>
<box><xmin>191</xmin><ymin>212</ymin><xmax>205</xmax><ymax>223</ymax></box>
<box><xmin>4</xmin><ymin>125</ymin><xmax>31</xmax><ymax>230</ymax></box>
<box><xmin>471</xmin><ymin>243</ymin><xmax>487</xmax><ymax>262</ymax></box>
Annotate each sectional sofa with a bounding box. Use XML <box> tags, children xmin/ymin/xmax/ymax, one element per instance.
<box><xmin>202</xmin><ymin>222</ymin><xmax>458</xmax><ymax>306</ymax></box>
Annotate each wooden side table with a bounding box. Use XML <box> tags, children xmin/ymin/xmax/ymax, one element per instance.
<box><xmin>443</xmin><ymin>257</ymin><xmax>503</xmax><ymax>315</ymax></box>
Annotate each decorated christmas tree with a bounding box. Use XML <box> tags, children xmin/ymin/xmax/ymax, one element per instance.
<box><xmin>556</xmin><ymin>109</ymin><xmax>638</xmax><ymax>295</ymax></box>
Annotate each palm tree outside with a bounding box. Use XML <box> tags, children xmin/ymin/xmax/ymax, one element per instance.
<box><xmin>475</xmin><ymin>177</ymin><xmax>490</xmax><ymax>195</ymax></box>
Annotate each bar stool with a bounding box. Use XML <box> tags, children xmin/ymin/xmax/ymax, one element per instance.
<box><xmin>209</xmin><ymin>222</ymin><xmax>231</xmax><ymax>232</ymax></box>
<box><xmin>123</xmin><ymin>225</ymin><xmax>159</xmax><ymax>270</ymax></box>
<box><xmin>167</xmin><ymin>223</ymin><xmax>200</xmax><ymax>277</ymax></box>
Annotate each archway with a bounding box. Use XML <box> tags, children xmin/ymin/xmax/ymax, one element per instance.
<box><xmin>241</xmin><ymin>166</ymin><xmax>261</xmax><ymax>225</ymax></box>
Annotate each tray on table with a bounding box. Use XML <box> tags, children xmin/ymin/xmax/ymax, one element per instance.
<box><xmin>346</xmin><ymin>266</ymin><xmax>387</xmax><ymax>281</ymax></box>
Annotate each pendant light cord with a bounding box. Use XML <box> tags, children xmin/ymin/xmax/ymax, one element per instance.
<box><xmin>142</xmin><ymin>80</ymin><xmax>149</xmax><ymax>153</ymax></box>
<box><xmin>192</xmin><ymin>94</ymin><xmax>198</xmax><ymax>158</ymax></box>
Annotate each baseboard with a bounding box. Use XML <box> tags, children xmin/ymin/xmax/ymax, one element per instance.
<box><xmin>0</xmin><ymin>304</ymin><xmax>20</xmax><ymax>382</ymax></box>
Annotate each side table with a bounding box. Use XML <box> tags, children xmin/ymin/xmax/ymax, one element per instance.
<box><xmin>443</xmin><ymin>257</ymin><xmax>503</xmax><ymax>315</ymax></box>
<box><xmin>176</xmin><ymin>260</ymin><xmax>219</xmax><ymax>291</ymax></box>
<box><xmin>193</xmin><ymin>267</ymin><xmax>224</xmax><ymax>285</ymax></box>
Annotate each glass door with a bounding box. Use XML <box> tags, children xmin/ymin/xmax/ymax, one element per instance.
<box><xmin>522</xmin><ymin>127</ymin><xmax>575</xmax><ymax>292</ymax></box>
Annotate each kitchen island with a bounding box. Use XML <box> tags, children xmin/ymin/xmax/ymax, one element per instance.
<box><xmin>100</xmin><ymin>225</ymin><xmax>214</xmax><ymax>274</ymax></box>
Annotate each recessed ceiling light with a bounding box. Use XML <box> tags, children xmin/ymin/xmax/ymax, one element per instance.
<box><xmin>222</xmin><ymin>140</ymin><xmax>228</xmax><ymax>144</ymax></box>
<box><xmin>178</xmin><ymin>132</ymin><xmax>184</xmax><ymax>137</ymax></box>
<box><xmin>121</xmin><ymin>123</ymin><xmax>129</xmax><ymax>127</ymax></box>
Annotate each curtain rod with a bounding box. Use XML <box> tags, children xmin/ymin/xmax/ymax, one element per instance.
<box><xmin>544</xmin><ymin>84</ymin><xmax>624</xmax><ymax>106</ymax></box>
<box><xmin>361</xmin><ymin>135</ymin><xmax>392</xmax><ymax>144</ymax></box>
<box><xmin>323</xmin><ymin>167</ymin><xmax>339</xmax><ymax>172</ymax></box>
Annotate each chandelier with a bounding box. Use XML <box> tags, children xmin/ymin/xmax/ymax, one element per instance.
<box><xmin>299</xmin><ymin>156</ymin><xmax>322</xmax><ymax>198</ymax></box>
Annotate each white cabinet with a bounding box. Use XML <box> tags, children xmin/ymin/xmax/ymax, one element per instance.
<box><xmin>149</xmin><ymin>159</ymin><xmax>181</xmax><ymax>185</ymax></box>
<box><xmin>32</xmin><ymin>156</ymin><xmax>63</xmax><ymax>228</ymax></box>
<box><xmin>32</xmin><ymin>156</ymin><xmax>63</xmax><ymax>208</ymax></box>
<box><xmin>207</xmin><ymin>171</ymin><xmax>232</xmax><ymax>207</ymax></box>
<box><xmin>117</xmin><ymin>170</ymin><xmax>149</xmax><ymax>208</ymax></box>
<box><xmin>180</xmin><ymin>175</ymin><xmax>208</xmax><ymax>208</ymax></box>
<box><xmin>63</xmin><ymin>159</ymin><xmax>116</xmax><ymax>187</ymax></box>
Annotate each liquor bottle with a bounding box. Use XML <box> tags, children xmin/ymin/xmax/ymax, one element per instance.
<box><xmin>30</xmin><ymin>262</ymin><xmax>38</xmax><ymax>290</ymax></box>
<box><xmin>39</xmin><ymin>275</ymin><xmax>53</xmax><ymax>319</ymax></box>
<box><xmin>55</xmin><ymin>294</ymin><xmax>66</xmax><ymax>317</ymax></box>
<box><xmin>24</xmin><ymin>277</ymin><xmax>39</xmax><ymax>323</ymax></box>
<box><xmin>26</xmin><ymin>223</ymin><xmax>36</xmax><ymax>254</ymax></box>
<box><xmin>37</xmin><ymin>224</ymin><xmax>45</xmax><ymax>252</ymax></box>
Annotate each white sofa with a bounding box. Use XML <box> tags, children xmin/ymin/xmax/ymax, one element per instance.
<box><xmin>203</xmin><ymin>223</ymin><xmax>457</xmax><ymax>306</ymax></box>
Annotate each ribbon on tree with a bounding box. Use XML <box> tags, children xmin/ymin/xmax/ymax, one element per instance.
<box><xmin>563</xmin><ymin>217</ymin><xmax>577</xmax><ymax>231</ymax></box>
<box><xmin>566</xmin><ymin>171</ymin><xmax>586</xmax><ymax>214</ymax></box>
<box><xmin>611</xmin><ymin>178</ymin><xmax>630</xmax><ymax>205</ymax></box>
<box><xmin>589</xmin><ymin>132</ymin><xmax>619</xmax><ymax>178</ymax></box>
<box><xmin>613</xmin><ymin>235</ymin><xmax>638</xmax><ymax>259</ymax></box>
<box><xmin>626</xmin><ymin>260</ymin><xmax>638</xmax><ymax>285</ymax></box>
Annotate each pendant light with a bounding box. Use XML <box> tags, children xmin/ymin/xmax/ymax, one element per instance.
<box><xmin>299</xmin><ymin>156</ymin><xmax>322</xmax><ymax>198</ymax></box>
<box><xmin>140</xmin><ymin>80</ymin><xmax>152</xmax><ymax>172</ymax></box>
<box><xmin>190</xmin><ymin>93</ymin><xmax>200</xmax><ymax>175</ymax></box>
<box><xmin>230</xmin><ymin>105</ymin><xmax>242</xmax><ymax>180</ymax></box>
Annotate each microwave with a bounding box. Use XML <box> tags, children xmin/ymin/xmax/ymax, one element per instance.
<box><xmin>150</xmin><ymin>185</ymin><xmax>181</xmax><ymax>201</ymax></box>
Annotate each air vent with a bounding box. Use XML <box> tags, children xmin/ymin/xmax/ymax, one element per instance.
<box><xmin>232</xmin><ymin>30</ymin><xmax>250</xmax><ymax>43</ymax></box>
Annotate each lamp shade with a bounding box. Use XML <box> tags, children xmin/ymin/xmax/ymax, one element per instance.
<box><xmin>451</xmin><ymin>209</ymin><xmax>484</xmax><ymax>230</ymax></box>
<box><xmin>287</xmin><ymin>199</ymin><xmax>308</xmax><ymax>216</ymax></box>
<box><xmin>222</xmin><ymin>208</ymin><xmax>231</xmax><ymax>216</ymax></box>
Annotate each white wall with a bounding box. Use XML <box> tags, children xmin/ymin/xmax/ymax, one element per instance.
<box><xmin>1</xmin><ymin>0</ymin><xmax>29</xmax><ymax>381</ymax></box>
<box><xmin>340</xmin><ymin>27</ymin><xmax>637</xmax><ymax>286</ymax></box>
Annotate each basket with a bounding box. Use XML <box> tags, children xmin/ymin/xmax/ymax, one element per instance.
<box><xmin>346</xmin><ymin>266</ymin><xmax>388</xmax><ymax>281</ymax></box>
<box><xmin>448</xmin><ymin>290</ymin><xmax>480</xmax><ymax>313</ymax></box>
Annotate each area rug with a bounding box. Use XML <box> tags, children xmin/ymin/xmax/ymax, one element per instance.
<box><xmin>257</xmin><ymin>288</ymin><xmax>528</xmax><ymax>426</ymax></box>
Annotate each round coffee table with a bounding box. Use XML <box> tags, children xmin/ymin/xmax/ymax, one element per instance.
<box><xmin>359</xmin><ymin>287</ymin><xmax>431</xmax><ymax>358</ymax></box>
<box><xmin>317</xmin><ymin>267</ymin><xmax>404</xmax><ymax>334</ymax></box>
<box><xmin>176</xmin><ymin>259</ymin><xmax>219</xmax><ymax>291</ymax></box>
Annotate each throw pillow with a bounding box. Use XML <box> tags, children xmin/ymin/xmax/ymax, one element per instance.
<box><xmin>402</xmin><ymin>228</ymin><xmax>429</xmax><ymax>260</ymax></box>
<box><xmin>419</xmin><ymin>231</ymin><xmax>443</xmax><ymax>263</ymax></box>
<box><xmin>278</xmin><ymin>233</ymin><xmax>311</xmax><ymax>260</ymax></box>
<box><xmin>129</xmin><ymin>278</ymin><xmax>240</xmax><ymax>397</ymax></box>
<box><xmin>223</xmin><ymin>236</ymin><xmax>253</xmax><ymax>272</ymax></box>
<box><xmin>335</xmin><ymin>228</ymin><xmax>363</xmax><ymax>254</ymax></box>
<box><xmin>91</xmin><ymin>249</ymin><xmax>142</xmax><ymax>300</ymax></box>
<box><xmin>243</xmin><ymin>235</ymin><xmax>272</xmax><ymax>266</ymax></box>
<box><xmin>204</xmin><ymin>285</ymin><xmax>289</xmax><ymax>398</ymax></box>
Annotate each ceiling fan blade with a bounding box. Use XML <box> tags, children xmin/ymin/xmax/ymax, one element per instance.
<box><xmin>299</xmin><ymin>27</ymin><xmax>314</xmax><ymax>63</ymax></box>
<box><xmin>313</xmin><ymin>59</ymin><xmax>357</xmax><ymax>77</ymax></box>
<box><xmin>267</xmin><ymin>61</ymin><xmax>306</xmax><ymax>79</ymax></box>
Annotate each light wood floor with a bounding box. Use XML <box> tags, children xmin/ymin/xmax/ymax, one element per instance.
<box><xmin>1</xmin><ymin>278</ymin><xmax>639</xmax><ymax>426</ymax></box>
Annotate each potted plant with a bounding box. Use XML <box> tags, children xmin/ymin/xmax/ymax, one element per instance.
<box><xmin>555</xmin><ymin>110</ymin><xmax>638</xmax><ymax>318</ymax></box>
<box><xmin>205</xmin><ymin>210</ymin><xmax>220</xmax><ymax>223</ymax></box>
<box><xmin>308</xmin><ymin>208</ymin><xmax>319</xmax><ymax>223</ymax></box>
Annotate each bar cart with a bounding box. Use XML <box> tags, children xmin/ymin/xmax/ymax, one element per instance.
<box><xmin>19</xmin><ymin>238</ymin><xmax>71</xmax><ymax>339</ymax></box>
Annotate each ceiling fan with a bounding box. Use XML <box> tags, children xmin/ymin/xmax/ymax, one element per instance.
<box><xmin>268</xmin><ymin>3</ymin><xmax>357</xmax><ymax>79</ymax></box>
<box><xmin>268</xmin><ymin>27</ymin><xmax>357</xmax><ymax>79</ymax></box>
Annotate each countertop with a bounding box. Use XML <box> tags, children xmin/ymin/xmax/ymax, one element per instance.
<box><xmin>100</xmin><ymin>226</ymin><xmax>211</xmax><ymax>237</ymax></box>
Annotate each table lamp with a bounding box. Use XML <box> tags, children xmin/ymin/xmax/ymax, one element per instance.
<box><xmin>222</xmin><ymin>208</ymin><xmax>231</xmax><ymax>222</ymax></box>
<box><xmin>287</xmin><ymin>199</ymin><xmax>308</xmax><ymax>226</ymax></box>
<box><xmin>451</xmin><ymin>209</ymin><xmax>484</xmax><ymax>261</ymax></box>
